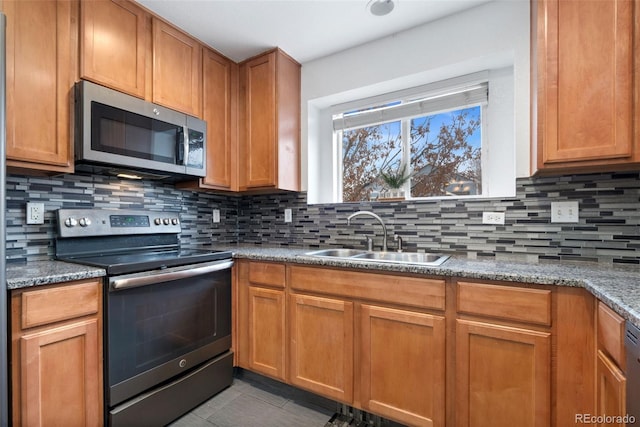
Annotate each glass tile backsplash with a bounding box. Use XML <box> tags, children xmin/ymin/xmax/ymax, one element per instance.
<box><xmin>7</xmin><ymin>171</ymin><xmax>640</xmax><ymax>264</ymax></box>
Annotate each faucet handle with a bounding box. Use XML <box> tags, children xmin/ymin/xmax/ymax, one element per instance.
<box><xmin>365</xmin><ymin>236</ymin><xmax>374</xmax><ymax>251</ymax></box>
<box><xmin>393</xmin><ymin>234</ymin><xmax>403</xmax><ymax>252</ymax></box>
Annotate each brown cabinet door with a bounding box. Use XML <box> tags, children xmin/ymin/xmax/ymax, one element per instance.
<box><xmin>247</xmin><ymin>286</ymin><xmax>286</xmax><ymax>381</ymax></box>
<box><xmin>240</xmin><ymin>51</ymin><xmax>277</xmax><ymax>188</ymax></box>
<box><xmin>533</xmin><ymin>0</ymin><xmax>636</xmax><ymax>171</ymax></box>
<box><xmin>596</xmin><ymin>350</ymin><xmax>627</xmax><ymax>426</ymax></box>
<box><xmin>152</xmin><ymin>18</ymin><xmax>202</xmax><ymax>117</ymax></box>
<box><xmin>80</xmin><ymin>0</ymin><xmax>149</xmax><ymax>98</ymax></box>
<box><xmin>20</xmin><ymin>319</ymin><xmax>102</xmax><ymax>427</ymax></box>
<box><xmin>289</xmin><ymin>293</ymin><xmax>354</xmax><ymax>403</ymax></box>
<box><xmin>202</xmin><ymin>48</ymin><xmax>237</xmax><ymax>189</ymax></box>
<box><xmin>4</xmin><ymin>0</ymin><xmax>76</xmax><ymax>172</ymax></box>
<box><xmin>456</xmin><ymin>320</ymin><xmax>551</xmax><ymax>427</ymax></box>
<box><xmin>359</xmin><ymin>304</ymin><xmax>445</xmax><ymax>427</ymax></box>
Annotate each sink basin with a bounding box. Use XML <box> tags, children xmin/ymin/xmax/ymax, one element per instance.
<box><xmin>305</xmin><ymin>248</ymin><xmax>367</xmax><ymax>257</ymax></box>
<box><xmin>304</xmin><ymin>249</ymin><xmax>449</xmax><ymax>266</ymax></box>
<box><xmin>352</xmin><ymin>251</ymin><xmax>449</xmax><ymax>266</ymax></box>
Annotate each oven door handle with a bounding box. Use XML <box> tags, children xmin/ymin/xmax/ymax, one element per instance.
<box><xmin>109</xmin><ymin>260</ymin><xmax>234</xmax><ymax>291</ymax></box>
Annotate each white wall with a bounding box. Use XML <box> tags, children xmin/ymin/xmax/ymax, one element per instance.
<box><xmin>301</xmin><ymin>0</ymin><xmax>530</xmax><ymax>204</ymax></box>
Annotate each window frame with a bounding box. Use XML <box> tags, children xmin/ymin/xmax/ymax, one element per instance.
<box><xmin>332</xmin><ymin>72</ymin><xmax>489</xmax><ymax>203</ymax></box>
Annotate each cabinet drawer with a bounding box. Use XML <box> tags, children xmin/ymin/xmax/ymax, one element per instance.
<box><xmin>457</xmin><ymin>281</ymin><xmax>551</xmax><ymax>326</ymax></box>
<box><xmin>597</xmin><ymin>302</ymin><xmax>626</xmax><ymax>369</ymax></box>
<box><xmin>248</xmin><ymin>262</ymin><xmax>286</xmax><ymax>288</ymax></box>
<box><xmin>20</xmin><ymin>280</ymin><xmax>101</xmax><ymax>329</ymax></box>
<box><xmin>290</xmin><ymin>266</ymin><xmax>445</xmax><ymax>311</ymax></box>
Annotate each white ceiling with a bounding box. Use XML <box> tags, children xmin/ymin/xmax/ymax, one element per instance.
<box><xmin>137</xmin><ymin>0</ymin><xmax>494</xmax><ymax>64</ymax></box>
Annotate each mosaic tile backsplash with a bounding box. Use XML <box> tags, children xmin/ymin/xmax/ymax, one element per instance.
<box><xmin>7</xmin><ymin>171</ymin><xmax>640</xmax><ymax>264</ymax></box>
<box><xmin>6</xmin><ymin>173</ymin><xmax>238</xmax><ymax>263</ymax></box>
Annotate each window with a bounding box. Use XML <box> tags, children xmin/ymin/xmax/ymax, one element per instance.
<box><xmin>334</xmin><ymin>81</ymin><xmax>487</xmax><ymax>202</ymax></box>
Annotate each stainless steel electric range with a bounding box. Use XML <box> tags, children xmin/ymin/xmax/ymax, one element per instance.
<box><xmin>55</xmin><ymin>208</ymin><xmax>234</xmax><ymax>427</ymax></box>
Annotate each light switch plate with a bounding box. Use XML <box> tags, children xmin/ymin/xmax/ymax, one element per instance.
<box><xmin>284</xmin><ymin>208</ymin><xmax>292</xmax><ymax>223</ymax></box>
<box><xmin>551</xmin><ymin>201</ymin><xmax>579</xmax><ymax>223</ymax></box>
<box><xmin>212</xmin><ymin>209</ymin><xmax>221</xmax><ymax>223</ymax></box>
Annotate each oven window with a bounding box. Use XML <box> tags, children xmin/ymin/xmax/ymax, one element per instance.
<box><xmin>107</xmin><ymin>270</ymin><xmax>231</xmax><ymax>386</ymax></box>
<box><xmin>92</xmin><ymin>102</ymin><xmax>179</xmax><ymax>164</ymax></box>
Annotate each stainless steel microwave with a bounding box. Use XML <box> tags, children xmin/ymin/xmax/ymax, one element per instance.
<box><xmin>75</xmin><ymin>80</ymin><xmax>206</xmax><ymax>180</ymax></box>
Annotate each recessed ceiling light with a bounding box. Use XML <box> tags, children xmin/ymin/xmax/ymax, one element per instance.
<box><xmin>368</xmin><ymin>0</ymin><xmax>395</xmax><ymax>16</ymax></box>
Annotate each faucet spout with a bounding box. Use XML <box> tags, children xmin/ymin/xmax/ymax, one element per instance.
<box><xmin>347</xmin><ymin>211</ymin><xmax>388</xmax><ymax>251</ymax></box>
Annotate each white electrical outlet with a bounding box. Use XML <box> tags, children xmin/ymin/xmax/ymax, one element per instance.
<box><xmin>551</xmin><ymin>201</ymin><xmax>579</xmax><ymax>223</ymax></box>
<box><xmin>482</xmin><ymin>212</ymin><xmax>505</xmax><ymax>225</ymax></box>
<box><xmin>284</xmin><ymin>208</ymin><xmax>292</xmax><ymax>223</ymax></box>
<box><xmin>26</xmin><ymin>202</ymin><xmax>45</xmax><ymax>225</ymax></box>
<box><xmin>212</xmin><ymin>209</ymin><xmax>221</xmax><ymax>224</ymax></box>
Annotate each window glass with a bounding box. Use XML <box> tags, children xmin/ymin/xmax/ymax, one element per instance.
<box><xmin>410</xmin><ymin>106</ymin><xmax>481</xmax><ymax>197</ymax></box>
<box><xmin>339</xmin><ymin>105</ymin><xmax>482</xmax><ymax>202</ymax></box>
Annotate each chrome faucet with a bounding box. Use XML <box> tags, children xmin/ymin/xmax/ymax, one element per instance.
<box><xmin>347</xmin><ymin>211</ymin><xmax>388</xmax><ymax>251</ymax></box>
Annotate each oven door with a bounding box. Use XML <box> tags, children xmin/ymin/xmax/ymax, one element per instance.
<box><xmin>105</xmin><ymin>259</ymin><xmax>232</xmax><ymax>407</ymax></box>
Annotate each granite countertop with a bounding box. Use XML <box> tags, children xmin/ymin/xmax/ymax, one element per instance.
<box><xmin>5</xmin><ymin>245</ymin><xmax>640</xmax><ymax>329</ymax></box>
<box><xmin>215</xmin><ymin>245</ymin><xmax>640</xmax><ymax>330</ymax></box>
<box><xmin>6</xmin><ymin>261</ymin><xmax>106</xmax><ymax>290</ymax></box>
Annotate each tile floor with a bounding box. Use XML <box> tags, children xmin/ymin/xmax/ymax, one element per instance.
<box><xmin>168</xmin><ymin>369</ymin><xmax>337</xmax><ymax>427</ymax></box>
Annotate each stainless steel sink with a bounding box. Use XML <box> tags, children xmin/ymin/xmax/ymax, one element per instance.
<box><xmin>304</xmin><ymin>249</ymin><xmax>449</xmax><ymax>266</ymax></box>
<box><xmin>352</xmin><ymin>251</ymin><xmax>449</xmax><ymax>265</ymax></box>
<box><xmin>305</xmin><ymin>248</ymin><xmax>367</xmax><ymax>257</ymax></box>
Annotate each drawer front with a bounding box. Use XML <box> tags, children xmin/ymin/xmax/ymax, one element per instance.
<box><xmin>21</xmin><ymin>280</ymin><xmax>101</xmax><ymax>329</ymax></box>
<box><xmin>289</xmin><ymin>265</ymin><xmax>445</xmax><ymax>311</ymax></box>
<box><xmin>457</xmin><ymin>281</ymin><xmax>552</xmax><ymax>326</ymax></box>
<box><xmin>248</xmin><ymin>261</ymin><xmax>286</xmax><ymax>288</ymax></box>
<box><xmin>597</xmin><ymin>301</ymin><xmax>626</xmax><ymax>369</ymax></box>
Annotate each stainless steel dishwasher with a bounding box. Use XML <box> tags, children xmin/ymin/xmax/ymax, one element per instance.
<box><xmin>626</xmin><ymin>322</ymin><xmax>640</xmax><ymax>425</ymax></box>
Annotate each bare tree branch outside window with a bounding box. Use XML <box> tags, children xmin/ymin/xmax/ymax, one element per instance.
<box><xmin>341</xmin><ymin>106</ymin><xmax>481</xmax><ymax>202</ymax></box>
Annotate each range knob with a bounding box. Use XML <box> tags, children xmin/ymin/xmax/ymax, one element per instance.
<box><xmin>163</xmin><ymin>218</ymin><xmax>170</xmax><ymax>225</ymax></box>
<box><xmin>171</xmin><ymin>218</ymin><xmax>179</xmax><ymax>225</ymax></box>
<box><xmin>78</xmin><ymin>218</ymin><xmax>92</xmax><ymax>227</ymax></box>
<box><xmin>64</xmin><ymin>217</ymin><xmax>78</xmax><ymax>227</ymax></box>
<box><xmin>154</xmin><ymin>218</ymin><xmax>162</xmax><ymax>226</ymax></box>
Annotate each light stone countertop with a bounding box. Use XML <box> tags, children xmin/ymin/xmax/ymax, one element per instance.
<box><xmin>6</xmin><ymin>260</ymin><xmax>106</xmax><ymax>290</ymax></box>
<box><xmin>5</xmin><ymin>245</ymin><xmax>640</xmax><ymax>329</ymax></box>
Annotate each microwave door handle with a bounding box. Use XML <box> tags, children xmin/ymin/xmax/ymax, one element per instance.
<box><xmin>176</xmin><ymin>127</ymin><xmax>185</xmax><ymax>165</ymax></box>
<box><xmin>182</xmin><ymin>125</ymin><xmax>189</xmax><ymax>166</ymax></box>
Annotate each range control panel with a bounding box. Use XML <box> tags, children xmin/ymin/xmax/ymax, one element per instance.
<box><xmin>57</xmin><ymin>208</ymin><xmax>181</xmax><ymax>238</ymax></box>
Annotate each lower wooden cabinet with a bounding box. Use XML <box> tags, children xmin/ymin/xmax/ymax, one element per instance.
<box><xmin>11</xmin><ymin>279</ymin><xmax>103</xmax><ymax>427</ymax></box>
<box><xmin>359</xmin><ymin>304</ymin><xmax>445</xmax><ymax>427</ymax></box>
<box><xmin>289</xmin><ymin>293</ymin><xmax>354</xmax><ymax>403</ymax></box>
<box><xmin>596</xmin><ymin>301</ymin><xmax>627</xmax><ymax>425</ymax></box>
<box><xmin>236</xmin><ymin>261</ymin><xmax>287</xmax><ymax>381</ymax></box>
<box><xmin>455</xmin><ymin>320</ymin><xmax>551</xmax><ymax>427</ymax></box>
<box><xmin>247</xmin><ymin>286</ymin><xmax>286</xmax><ymax>380</ymax></box>
<box><xmin>596</xmin><ymin>350</ymin><xmax>627</xmax><ymax>427</ymax></box>
<box><xmin>234</xmin><ymin>262</ymin><xmax>620</xmax><ymax>427</ymax></box>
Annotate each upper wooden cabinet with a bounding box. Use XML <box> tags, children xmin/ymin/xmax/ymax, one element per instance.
<box><xmin>201</xmin><ymin>48</ymin><xmax>238</xmax><ymax>190</ymax></box>
<box><xmin>239</xmin><ymin>48</ymin><xmax>301</xmax><ymax>192</ymax></box>
<box><xmin>531</xmin><ymin>0</ymin><xmax>640</xmax><ymax>174</ymax></box>
<box><xmin>80</xmin><ymin>0</ymin><xmax>150</xmax><ymax>99</ymax></box>
<box><xmin>3</xmin><ymin>0</ymin><xmax>77</xmax><ymax>174</ymax></box>
<box><xmin>152</xmin><ymin>18</ymin><xmax>202</xmax><ymax>117</ymax></box>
